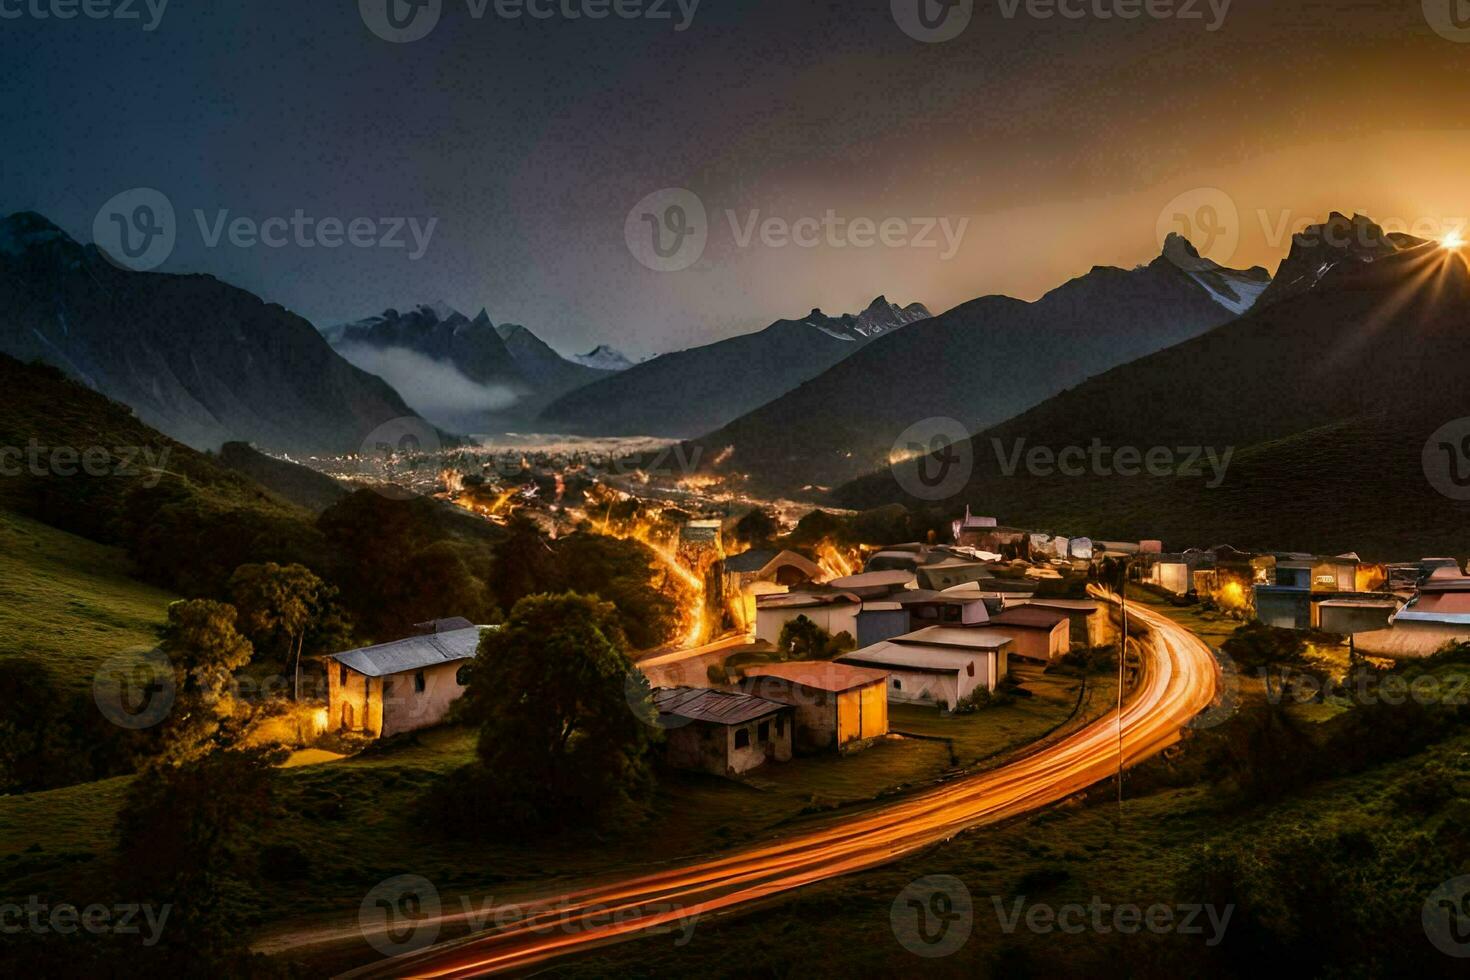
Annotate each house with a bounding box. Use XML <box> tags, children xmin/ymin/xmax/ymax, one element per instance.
<box><xmin>986</xmin><ymin>607</ymin><xmax>1070</xmax><ymax>664</ymax></box>
<box><xmin>652</xmin><ymin>687</ymin><xmax>792</xmax><ymax>775</ymax></box>
<box><xmin>852</xmin><ymin>591</ymin><xmax>990</xmax><ymax>647</ymax></box>
<box><xmin>327</xmin><ymin>625</ymin><xmax>487</xmax><ymax>738</ymax></box>
<box><xmin>1018</xmin><ymin>598</ymin><xmax>1104</xmax><ymax>647</ymax></box>
<box><xmin>1142</xmin><ymin>552</ymin><xmax>1213</xmax><ymax>595</ymax></box>
<box><xmin>917</xmin><ymin>556</ymin><xmax>997</xmax><ymax>591</ymax></box>
<box><xmin>950</xmin><ymin>506</ymin><xmax>997</xmax><ymax>543</ymax></box>
<box><xmin>739</xmin><ymin>661</ymin><xmax>890</xmax><ymax>753</ymax></box>
<box><xmin>1354</xmin><ymin>581</ymin><xmax>1470</xmax><ymax>658</ymax></box>
<box><xmin>840</xmin><ymin>627</ymin><xmax>1013</xmax><ymax>708</ymax></box>
<box><xmin>721</xmin><ymin>549</ymin><xmax>824</xmax><ymax>630</ymax></box>
<box><xmin>755</xmin><ymin>591</ymin><xmax>862</xmax><ymax>646</ymax></box>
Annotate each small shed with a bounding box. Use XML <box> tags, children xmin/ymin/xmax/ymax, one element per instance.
<box><xmin>740</xmin><ymin>661</ymin><xmax>890</xmax><ymax>753</ymax></box>
<box><xmin>987</xmin><ymin>607</ymin><xmax>1070</xmax><ymax>664</ymax></box>
<box><xmin>327</xmin><ymin>625</ymin><xmax>486</xmax><ymax>738</ymax></box>
<box><xmin>652</xmin><ymin>687</ymin><xmax>793</xmax><ymax>776</ymax></box>
<box><xmin>840</xmin><ymin>627</ymin><xmax>1013</xmax><ymax>708</ymax></box>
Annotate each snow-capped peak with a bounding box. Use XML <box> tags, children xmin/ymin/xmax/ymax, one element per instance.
<box><xmin>573</xmin><ymin>345</ymin><xmax>635</xmax><ymax>371</ymax></box>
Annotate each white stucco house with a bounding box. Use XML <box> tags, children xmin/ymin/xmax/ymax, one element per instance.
<box><xmin>839</xmin><ymin>626</ymin><xmax>1014</xmax><ymax>709</ymax></box>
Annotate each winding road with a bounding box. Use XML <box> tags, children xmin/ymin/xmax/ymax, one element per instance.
<box><xmin>327</xmin><ymin>590</ymin><xmax>1219</xmax><ymax>978</ymax></box>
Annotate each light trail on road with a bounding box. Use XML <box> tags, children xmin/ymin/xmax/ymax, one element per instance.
<box><xmin>339</xmin><ymin>590</ymin><xmax>1220</xmax><ymax>978</ymax></box>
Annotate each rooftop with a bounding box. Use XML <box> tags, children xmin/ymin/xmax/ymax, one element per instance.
<box><xmin>890</xmin><ymin>626</ymin><xmax>1015</xmax><ymax>651</ymax></box>
<box><xmin>741</xmin><ymin>661</ymin><xmax>889</xmax><ymax>693</ymax></box>
<box><xmin>331</xmin><ymin>626</ymin><xmax>486</xmax><ymax>678</ymax></box>
<box><xmin>989</xmin><ymin>607</ymin><xmax>1070</xmax><ymax>630</ymax></box>
<box><xmin>652</xmin><ymin>687</ymin><xmax>786</xmax><ymax>725</ymax></box>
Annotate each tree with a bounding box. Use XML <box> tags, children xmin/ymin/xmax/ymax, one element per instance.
<box><xmin>156</xmin><ymin>599</ymin><xmax>255</xmax><ymax>765</ymax></box>
<box><xmin>732</xmin><ymin>508</ymin><xmax>779</xmax><ymax>547</ymax></box>
<box><xmin>777</xmin><ymin>615</ymin><xmax>854</xmax><ymax>660</ymax></box>
<box><xmin>229</xmin><ymin>562</ymin><xmax>346</xmax><ymax>700</ymax></box>
<box><xmin>458</xmin><ymin>593</ymin><xmax>656</xmax><ymax>831</ymax></box>
<box><xmin>492</xmin><ymin>513</ymin><xmax>559</xmax><ymax>610</ymax></box>
<box><xmin>555</xmin><ymin>532</ymin><xmax>678</xmax><ymax>649</ymax></box>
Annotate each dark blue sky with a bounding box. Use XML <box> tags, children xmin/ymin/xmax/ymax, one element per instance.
<box><xmin>4</xmin><ymin>1</ymin><xmax>1468</xmax><ymax>356</ymax></box>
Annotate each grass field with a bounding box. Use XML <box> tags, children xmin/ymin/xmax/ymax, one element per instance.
<box><xmin>0</xmin><ymin>509</ymin><xmax>174</xmax><ymax>693</ymax></box>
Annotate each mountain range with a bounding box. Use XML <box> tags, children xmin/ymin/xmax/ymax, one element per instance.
<box><xmin>323</xmin><ymin>304</ymin><xmax>616</xmax><ymax>434</ymax></box>
<box><xmin>537</xmin><ymin>296</ymin><xmax>932</xmax><ymax>438</ymax></box>
<box><xmin>836</xmin><ymin>213</ymin><xmax>1470</xmax><ymax>558</ymax></box>
<box><xmin>0</xmin><ymin>212</ymin><xmax>421</xmax><ymax>455</ymax></box>
<box><xmin>681</xmin><ymin>234</ymin><xmax>1271</xmax><ymax>494</ymax></box>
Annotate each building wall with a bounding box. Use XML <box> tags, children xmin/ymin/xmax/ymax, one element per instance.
<box><xmin>741</xmin><ymin>677</ymin><xmax>838</xmax><ymax>753</ymax></box>
<box><xmin>327</xmin><ymin>663</ymin><xmax>384</xmax><ymax>736</ymax></box>
<box><xmin>756</xmin><ymin>605</ymin><xmax>859</xmax><ymax>646</ymax></box>
<box><xmin>724</xmin><ymin>711</ymin><xmax>792</xmax><ymax>774</ymax></box>
<box><xmin>857</xmin><ymin>609</ymin><xmax>911</xmax><ymax>649</ymax></box>
<box><xmin>840</xmin><ymin>683</ymin><xmax>889</xmax><ymax>744</ymax></box>
<box><xmin>991</xmin><ymin>624</ymin><xmax>1066</xmax><ymax>664</ymax></box>
<box><xmin>380</xmin><ymin>661</ymin><xmax>469</xmax><ymax>738</ymax></box>
<box><xmin>883</xmin><ymin>668</ymin><xmax>960</xmax><ymax>707</ymax></box>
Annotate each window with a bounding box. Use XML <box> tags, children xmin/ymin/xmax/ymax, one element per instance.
<box><xmin>967</xmin><ymin>662</ymin><xmax>975</xmax><ymax>677</ymax></box>
<box><xmin>414</xmin><ymin>670</ymin><xmax>426</xmax><ymax>693</ymax></box>
<box><xmin>456</xmin><ymin>665</ymin><xmax>472</xmax><ymax>686</ymax></box>
<box><xmin>893</xmin><ymin>678</ymin><xmax>902</xmax><ymax>691</ymax></box>
<box><xmin>758</xmin><ymin>721</ymin><xmax>770</xmax><ymax>743</ymax></box>
<box><xmin>339</xmin><ymin>663</ymin><xmax>347</xmax><ymax>686</ymax></box>
<box><xmin>734</xmin><ymin>728</ymin><xmax>751</xmax><ymax>749</ymax></box>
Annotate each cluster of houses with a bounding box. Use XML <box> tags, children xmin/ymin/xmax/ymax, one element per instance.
<box><xmin>318</xmin><ymin>505</ymin><xmax>1470</xmax><ymax>782</ymax></box>
<box><xmin>1135</xmin><ymin>546</ymin><xmax>1470</xmax><ymax>658</ymax></box>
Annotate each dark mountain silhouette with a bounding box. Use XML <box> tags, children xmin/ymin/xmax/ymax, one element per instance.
<box><xmin>685</xmin><ymin>236</ymin><xmax>1268</xmax><ymax>494</ymax></box>
<box><xmin>836</xmin><ymin>214</ymin><xmax>1470</xmax><ymax>559</ymax></box>
<box><xmin>536</xmin><ymin>296</ymin><xmax>931</xmax><ymax>438</ymax></box>
<box><xmin>0</xmin><ymin>211</ymin><xmax>422</xmax><ymax>455</ymax></box>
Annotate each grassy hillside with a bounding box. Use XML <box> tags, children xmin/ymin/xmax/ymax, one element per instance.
<box><xmin>0</xmin><ymin>509</ymin><xmax>174</xmax><ymax>695</ymax></box>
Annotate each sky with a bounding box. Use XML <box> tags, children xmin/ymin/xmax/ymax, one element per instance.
<box><xmin>4</xmin><ymin>0</ymin><xmax>1470</xmax><ymax>358</ymax></box>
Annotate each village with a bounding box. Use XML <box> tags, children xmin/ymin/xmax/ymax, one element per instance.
<box><xmin>316</xmin><ymin>501</ymin><xmax>1470</xmax><ymax>785</ymax></box>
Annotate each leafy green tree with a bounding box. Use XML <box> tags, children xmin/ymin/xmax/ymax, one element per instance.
<box><xmin>229</xmin><ymin>562</ymin><xmax>351</xmax><ymax>699</ymax></box>
<box><xmin>458</xmin><ymin>593</ymin><xmax>656</xmax><ymax>831</ymax></box>
<box><xmin>555</xmin><ymin>532</ymin><xmax>678</xmax><ymax>649</ymax></box>
<box><xmin>492</xmin><ymin>512</ymin><xmax>559</xmax><ymax>610</ymax></box>
<box><xmin>156</xmin><ymin>599</ymin><xmax>255</xmax><ymax>765</ymax></box>
<box><xmin>777</xmin><ymin>616</ymin><xmax>854</xmax><ymax>660</ymax></box>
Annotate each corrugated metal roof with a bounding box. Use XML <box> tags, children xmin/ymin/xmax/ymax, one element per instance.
<box><xmin>330</xmin><ymin>626</ymin><xmax>486</xmax><ymax>678</ymax></box>
<box><xmin>652</xmin><ymin>687</ymin><xmax>786</xmax><ymax>725</ymax></box>
<box><xmin>741</xmin><ymin>661</ymin><xmax>889</xmax><ymax>693</ymax></box>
